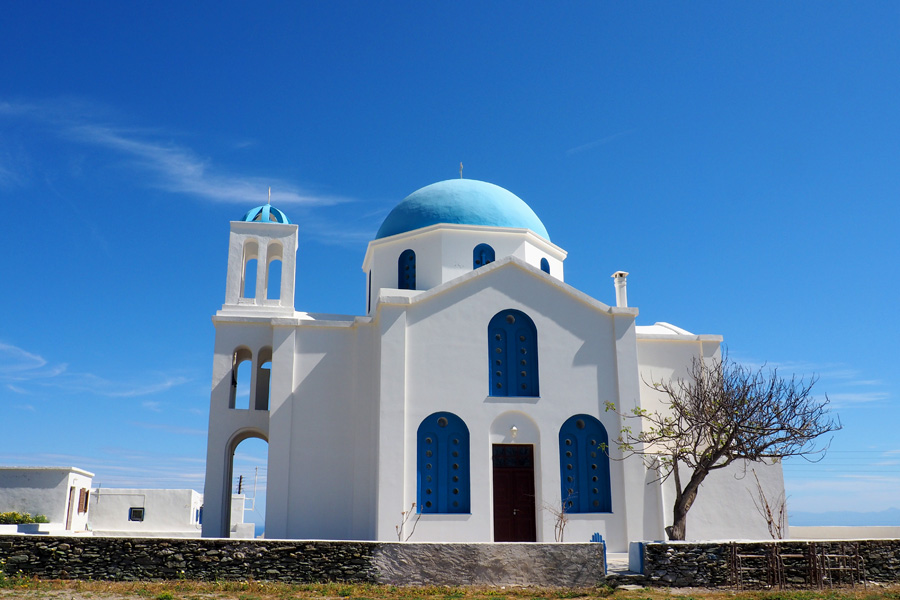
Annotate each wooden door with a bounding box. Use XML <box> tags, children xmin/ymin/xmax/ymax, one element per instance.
<box><xmin>492</xmin><ymin>444</ymin><xmax>536</xmax><ymax>542</ymax></box>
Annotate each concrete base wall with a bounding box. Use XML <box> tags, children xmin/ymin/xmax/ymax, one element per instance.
<box><xmin>0</xmin><ymin>536</ymin><xmax>606</xmax><ymax>587</ymax></box>
<box><xmin>790</xmin><ymin>526</ymin><xmax>900</xmax><ymax>540</ymax></box>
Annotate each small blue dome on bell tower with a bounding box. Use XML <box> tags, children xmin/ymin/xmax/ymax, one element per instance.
<box><xmin>241</xmin><ymin>204</ymin><xmax>291</xmax><ymax>224</ymax></box>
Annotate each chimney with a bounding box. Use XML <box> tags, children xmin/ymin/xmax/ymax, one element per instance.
<box><xmin>611</xmin><ymin>271</ymin><xmax>629</xmax><ymax>308</ymax></box>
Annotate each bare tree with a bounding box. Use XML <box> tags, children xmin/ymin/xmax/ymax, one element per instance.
<box><xmin>395</xmin><ymin>503</ymin><xmax>421</xmax><ymax>542</ymax></box>
<box><xmin>750</xmin><ymin>468</ymin><xmax>787</xmax><ymax>539</ymax></box>
<box><xmin>607</xmin><ymin>353</ymin><xmax>840</xmax><ymax>541</ymax></box>
<box><xmin>543</xmin><ymin>492</ymin><xmax>573</xmax><ymax>542</ymax></box>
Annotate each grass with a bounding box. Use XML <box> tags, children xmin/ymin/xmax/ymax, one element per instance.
<box><xmin>1</xmin><ymin>577</ymin><xmax>900</xmax><ymax>600</ymax></box>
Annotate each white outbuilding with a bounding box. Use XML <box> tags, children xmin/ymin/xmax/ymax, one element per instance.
<box><xmin>0</xmin><ymin>466</ymin><xmax>93</xmax><ymax>535</ymax></box>
<box><xmin>201</xmin><ymin>179</ymin><xmax>785</xmax><ymax>549</ymax></box>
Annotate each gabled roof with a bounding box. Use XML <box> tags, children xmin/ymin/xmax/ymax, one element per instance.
<box><xmin>376</xmin><ymin>255</ymin><xmax>636</xmax><ymax>319</ymax></box>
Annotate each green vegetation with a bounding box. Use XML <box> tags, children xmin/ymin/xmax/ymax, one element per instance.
<box><xmin>0</xmin><ymin>578</ymin><xmax>899</xmax><ymax>600</ymax></box>
<box><xmin>0</xmin><ymin>511</ymin><xmax>49</xmax><ymax>524</ymax></box>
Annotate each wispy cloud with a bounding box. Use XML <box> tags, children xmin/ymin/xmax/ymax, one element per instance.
<box><xmin>0</xmin><ymin>98</ymin><xmax>347</xmax><ymax>208</ymax></box>
<box><xmin>130</xmin><ymin>421</ymin><xmax>206</xmax><ymax>436</ymax></box>
<box><xmin>0</xmin><ymin>342</ymin><xmax>65</xmax><ymax>381</ymax></box>
<box><xmin>0</xmin><ymin>341</ymin><xmax>191</xmax><ymax>398</ymax></box>
<box><xmin>0</xmin><ymin>97</ymin><xmax>381</xmax><ymax>245</ymax></box>
<box><xmin>729</xmin><ymin>354</ymin><xmax>890</xmax><ymax>408</ymax></box>
<box><xmin>566</xmin><ymin>129</ymin><xmax>636</xmax><ymax>155</ymax></box>
<box><xmin>66</xmin><ymin>123</ymin><xmax>347</xmax><ymax>207</ymax></box>
<box><xmin>828</xmin><ymin>391</ymin><xmax>891</xmax><ymax>407</ymax></box>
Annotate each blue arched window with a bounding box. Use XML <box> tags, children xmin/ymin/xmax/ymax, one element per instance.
<box><xmin>473</xmin><ymin>243</ymin><xmax>495</xmax><ymax>269</ymax></box>
<box><xmin>398</xmin><ymin>249</ymin><xmax>416</xmax><ymax>290</ymax></box>
<box><xmin>488</xmin><ymin>309</ymin><xmax>539</xmax><ymax>397</ymax></box>
<box><xmin>540</xmin><ymin>258</ymin><xmax>550</xmax><ymax>274</ymax></box>
<box><xmin>559</xmin><ymin>414</ymin><xmax>611</xmax><ymax>513</ymax></box>
<box><xmin>417</xmin><ymin>412</ymin><xmax>470</xmax><ymax>513</ymax></box>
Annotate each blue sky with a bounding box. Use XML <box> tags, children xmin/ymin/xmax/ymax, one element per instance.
<box><xmin>1</xmin><ymin>3</ymin><xmax>898</xmax><ymax>531</ymax></box>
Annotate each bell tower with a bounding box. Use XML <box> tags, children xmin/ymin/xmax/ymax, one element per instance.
<box><xmin>219</xmin><ymin>204</ymin><xmax>298</xmax><ymax>317</ymax></box>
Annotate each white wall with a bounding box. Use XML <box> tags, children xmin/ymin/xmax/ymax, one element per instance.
<box><xmin>372</xmin><ymin>262</ymin><xmax>642</xmax><ymax>550</ymax></box>
<box><xmin>362</xmin><ymin>224</ymin><xmax>566</xmax><ymax>314</ymax></box>
<box><xmin>202</xmin><ymin>215</ymin><xmax>787</xmax><ymax>550</ymax></box>
<box><xmin>789</xmin><ymin>526</ymin><xmax>900</xmax><ymax>540</ymax></box>
<box><xmin>636</xmin><ymin>336</ymin><xmax>790</xmax><ymax>541</ymax></box>
<box><xmin>0</xmin><ymin>467</ymin><xmax>93</xmax><ymax>531</ymax></box>
<box><xmin>89</xmin><ymin>488</ymin><xmax>202</xmax><ymax>535</ymax></box>
<box><xmin>680</xmin><ymin>459</ymin><xmax>786</xmax><ymax>541</ymax></box>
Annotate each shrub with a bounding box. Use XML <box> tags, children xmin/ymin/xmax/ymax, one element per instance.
<box><xmin>0</xmin><ymin>512</ymin><xmax>50</xmax><ymax>524</ymax></box>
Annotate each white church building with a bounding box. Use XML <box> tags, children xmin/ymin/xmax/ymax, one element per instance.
<box><xmin>201</xmin><ymin>178</ymin><xmax>784</xmax><ymax>549</ymax></box>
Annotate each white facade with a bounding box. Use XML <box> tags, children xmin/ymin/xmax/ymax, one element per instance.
<box><xmin>88</xmin><ymin>489</ymin><xmax>253</xmax><ymax>538</ymax></box>
<box><xmin>202</xmin><ymin>180</ymin><xmax>786</xmax><ymax>549</ymax></box>
<box><xmin>0</xmin><ymin>467</ymin><xmax>94</xmax><ymax>534</ymax></box>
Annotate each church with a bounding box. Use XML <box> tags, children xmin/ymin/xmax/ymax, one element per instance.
<box><xmin>201</xmin><ymin>178</ymin><xmax>785</xmax><ymax>549</ymax></box>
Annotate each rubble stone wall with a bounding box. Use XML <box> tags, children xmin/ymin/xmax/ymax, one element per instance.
<box><xmin>640</xmin><ymin>540</ymin><xmax>900</xmax><ymax>587</ymax></box>
<box><xmin>0</xmin><ymin>536</ymin><xmax>605</xmax><ymax>586</ymax></box>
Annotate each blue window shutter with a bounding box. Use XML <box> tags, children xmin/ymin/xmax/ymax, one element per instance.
<box><xmin>540</xmin><ymin>258</ymin><xmax>550</xmax><ymax>274</ymax></box>
<box><xmin>488</xmin><ymin>309</ymin><xmax>539</xmax><ymax>397</ymax></box>
<box><xmin>473</xmin><ymin>243</ymin><xmax>495</xmax><ymax>269</ymax></box>
<box><xmin>398</xmin><ymin>249</ymin><xmax>416</xmax><ymax>290</ymax></box>
<box><xmin>559</xmin><ymin>415</ymin><xmax>611</xmax><ymax>513</ymax></box>
<box><xmin>417</xmin><ymin>412</ymin><xmax>470</xmax><ymax>513</ymax></box>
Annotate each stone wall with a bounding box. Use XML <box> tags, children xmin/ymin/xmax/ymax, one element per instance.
<box><xmin>640</xmin><ymin>540</ymin><xmax>900</xmax><ymax>587</ymax></box>
<box><xmin>0</xmin><ymin>536</ymin><xmax>606</xmax><ymax>587</ymax></box>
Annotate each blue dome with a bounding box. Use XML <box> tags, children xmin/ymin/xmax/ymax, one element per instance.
<box><xmin>241</xmin><ymin>204</ymin><xmax>291</xmax><ymax>224</ymax></box>
<box><xmin>376</xmin><ymin>179</ymin><xmax>550</xmax><ymax>240</ymax></box>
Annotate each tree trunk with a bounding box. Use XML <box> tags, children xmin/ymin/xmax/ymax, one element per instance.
<box><xmin>667</xmin><ymin>467</ymin><xmax>709</xmax><ymax>541</ymax></box>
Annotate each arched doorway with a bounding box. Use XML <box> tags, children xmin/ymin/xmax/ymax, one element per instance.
<box><xmin>489</xmin><ymin>412</ymin><xmax>540</xmax><ymax>542</ymax></box>
<box><xmin>219</xmin><ymin>430</ymin><xmax>268</xmax><ymax>538</ymax></box>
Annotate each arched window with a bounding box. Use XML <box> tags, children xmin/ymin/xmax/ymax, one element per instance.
<box><xmin>473</xmin><ymin>243</ymin><xmax>495</xmax><ymax>269</ymax></box>
<box><xmin>266</xmin><ymin>242</ymin><xmax>284</xmax><ymax>301</ymax></box>
<box><xmin>230</xmin><ymin>347</ymin><xmax>252</xmax><ymax>409</ymax></box>
<box><xmin>559</xmin><ymin>415</ymin><xmax>611</xmax><ymax>513</ymax></box>
<box><xmin>488</xmin><ymin>309</ymin><xmax>539</xmax><ymax>397</ymax></box>
<box><xmin>255</xmin><ymin>346</ymin><xmax>273</xmax><ymax>411</ymax></box>
<box><xmin>417</xmin><ymin>412</ymin><xmax>470</xmax><ymax>513</ymax></box>
<box><xmin>540</xmin><ymin>258</ymin><xmax>550</xmax><ymax>274</ymax></box>
<box><xmin>398</xmin><ymin>249</ymin><xmax>416</xmax><ymax>290</ymax></box>
<box><xmin>241</xmin><ymin>240</ymin><xmax>259</xmax><ymax>299</ymax></box>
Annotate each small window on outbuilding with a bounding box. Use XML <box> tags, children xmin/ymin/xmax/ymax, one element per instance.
<box><xmin>128</xmin><ymin>507</ymin><xmax>145</xmax><ymax>522</ymax></box>
<box><xmin>398</xmin><ymin>249</ymin><xmax>416</xmax><ymax>290</ymax></box>
<box><xmin>473</xmin><ymin>244</ymin><xmax>495</xmax><ymax>269</ymax></box>
<box><xmin>77</xmin><ymin>488</ymin><xmax>89</xmax><ymax>513</ymax></box>
<box><xmin>540</xmin><ymin>258</ymin><xmax>550</xmax><ymax>274</ymax></box>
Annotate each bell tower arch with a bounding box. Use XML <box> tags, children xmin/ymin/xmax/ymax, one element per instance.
<box><xmin>222</xmin><ymin>204</ymin><xmax>298</xmax><ymax>316</ymax></box>
<box><xmin>203</xmin><ymin>203</ymin><xmax>296</xmax><ymax>538</ymax></box>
